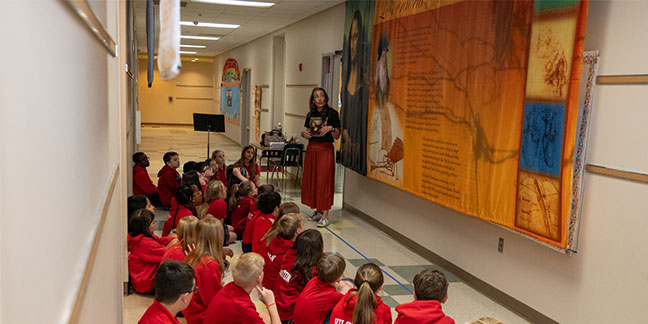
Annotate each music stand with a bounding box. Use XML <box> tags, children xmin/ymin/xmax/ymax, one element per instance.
<box><xmin>193</xmin><ymin>113</ymin><xmax>225</xmax><ymax>158</ymax></box>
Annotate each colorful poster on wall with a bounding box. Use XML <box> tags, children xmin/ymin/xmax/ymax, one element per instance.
<box><xmin>364</xmin><ymin>0</ymin><xmax>589</xmax><ymax>252</ymax></box>
<box><xmin>221</xmin><ymin>58</ymin><xmax>241</xmax><ymax>125</ymax></box>
<box><xmin>339</xmin><ymin>0</ymin><xmax>375</xmax><ymax>175</ymax></box>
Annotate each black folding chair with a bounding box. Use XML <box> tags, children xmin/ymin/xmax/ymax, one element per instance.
<box><xmin>270</xmin><ymin>143</ymin><xmax>303</xmax><ymax>191</ymax></box>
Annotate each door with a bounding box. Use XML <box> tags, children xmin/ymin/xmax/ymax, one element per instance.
<box><xmin>241</xmin><ymin>68</ymin><xmax>251</xmax><ymax>146</ymax></box>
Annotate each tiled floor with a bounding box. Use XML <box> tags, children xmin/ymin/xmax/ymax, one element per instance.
<box><xmin>124</xmin><ymin>125</ymin><xmax>530</xmax><ymax>324</ymax></box>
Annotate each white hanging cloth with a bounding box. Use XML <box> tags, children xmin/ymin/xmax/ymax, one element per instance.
<box><xmin>157</xmin><ymin>0</ymin><xmax>181</xmax><ymax>80</ymax></box>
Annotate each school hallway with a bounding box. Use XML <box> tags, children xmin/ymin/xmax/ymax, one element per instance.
<box><xmin>122</xmin><ymin>125</ymin><xmax>529</xmax><ymax>324</ymax></box>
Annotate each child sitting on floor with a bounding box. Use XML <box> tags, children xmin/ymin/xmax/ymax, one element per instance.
<box><xmin>330</xmin><ymin>263</ymin><xmax>392</xmax><ymax>324</ymax></box>
<box><xmin>161</xmin><ymin>216</ymin><xmax>198</xmax><ymax>263</ymax></box>
<box><xmin>260</xmin><ymin>213</ymin><xmax>304</xmax><ymax>290</ymax></box>
<box><xmin>182</xmin><ymin>216</ymin><xmax>229</xmax><ymax>324</ymax></box>
<box><xmin>162</xmin><ymin>185</ymin><xmax>197</xmax><ymax>236</ymax></box>
<box><xmin>138</xmin><ymin>260</ymin><xmax>196</xmax><ymax>324</ymax></box>
<box><xmin>230</xmin><ymin>180</ymin><xmax>256</xmax><ymax>238</ymax></box>
<box><xmin>157</xmin><ymin>152</ymin><xmax>181</xmax><ymax>208</ymax></box>
<box><xmin>251</xmin><ymin>192</ymin><xmax>282</xmax><ymax>256</ymax></box>
<box><xmin>276</xmin><ymin>229</ymin><xmax>324</xmax><ymax>322</ymax></box>
<box><xmin>128</xmin><ymin>209</ymin><xmax>177</xmax><ymax>294</ymax></box>
<box><xmin>394</xmin><ymin>269</ymin><xmax>455</xmax><ymax>324</ymax></box>
<box><xmin>132</xmin><ymin>152</ymin><xmax>161</xmax><ymax>207</ymax></box>
<box><xmin>292</xmin><ymin>255</ymin><xmax>354</xmax><ymax>324</ymax></box>
<box><xmin>199</xmin><ymin>180</ymin><xmax>237</xmax><ymax>245</ymax></box>
<box><xmin>204</xmin><ymin>253</ymin><xmax>281</xmax><ymax>324</ymax></box>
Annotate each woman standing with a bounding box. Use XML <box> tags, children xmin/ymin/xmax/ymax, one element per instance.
<box><xmin>301</xmin><ymin>87</ymin><xmax>340</xmax><ymax>227</ymax></box>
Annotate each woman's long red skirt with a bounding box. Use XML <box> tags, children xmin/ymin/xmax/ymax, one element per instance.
<box><xmin>301</xmin><ymin>141</ymin><xmax>335</xmax><ymax>211</ymax></box>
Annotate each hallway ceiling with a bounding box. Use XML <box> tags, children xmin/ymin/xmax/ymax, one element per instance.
<box><xmin>134</xmin><ymin>0</ymin><xmax>344</xmax><ymax>57</ymax></box>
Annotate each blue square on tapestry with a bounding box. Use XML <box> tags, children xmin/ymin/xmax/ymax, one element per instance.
<box><xmin>519</xmin><ymin>102</ymin><xmax>565</xmax><ymax>177</ymax></box>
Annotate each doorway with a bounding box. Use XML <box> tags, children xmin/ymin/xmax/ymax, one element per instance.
<box><xmin>272</xmin><ymin>35</ymin><xmax>285</xmax><ymax>129</ymax></box>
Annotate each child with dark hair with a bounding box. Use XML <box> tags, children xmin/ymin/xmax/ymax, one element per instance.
<box><xmin>394</xmin><ymin>270</ymin><xmax>455</xmax><ymax>324</ymax></box>
<box><xmin>138</xmin><ymin>260</ymin><xmax>196</xmax><ymax>324</ymax></box>
<box><xmin>158</xmin><ymin>152</ymin><xmax>181</xmax><ymax>208</ymax></box>
<box><xmin>330</xmin><ymin>263</ymin><xmax>392</xmax><ymax>324</ymax></box>
<box><xmin>251</xmin><ymin>191</ymin><xmax>282</xmax><ymax>255</ymax></box>
<box><xmin>133</xmin><ymin>152</ymin><xmax>162</xmax><ymax>207</ymax></box>
<box><xmin>261</xmin><ymin>213</ymin><xmax>304</xmax><ymax>290</ymax></box>
<box><xmin>162</xmin><ymin>185</ymin><xmax>197</xmax><ymax>236</ymax></box>
<box><xmin>230</xmin><ymin>181</ymin><xmax>257</xmax><ymax>241</ymax></box>
<box><xmin>183</xmin><ymin>161</ymin><xmax>198</xmax><ymax>174</ymax></box>
<box><xmin>128</xmin><ymin>209</ymin><xmax>177</xmax><ymax>294</ymax></box>
<box><xmin>197</xmin><ymin>161</ymin><xmax>214</xmax><ymax>190</ymax></box>
<box><xmin>276</xmin><ymin>229</ymin><xmax>324</xmax><ymax>322</ymax></box>
<box><xmin>293</xmin><ymin>255</ymin><xmax>353</xmax><ymax>324</ymax></box>
<box><xmin>127</xmin><ymin>195</ymin><xmax>155</xmax><ymax>232</ymax></box>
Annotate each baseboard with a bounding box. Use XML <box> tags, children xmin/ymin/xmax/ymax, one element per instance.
<box><xmin>343</xmin><ymin>202</ymin><xmax>559</xmax><ymax>324</ymax></box>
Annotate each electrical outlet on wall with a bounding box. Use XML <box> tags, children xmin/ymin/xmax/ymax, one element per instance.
<box><xmin>498</xmin><ymin>237</ymin><xmax>504</xmax><ymax>253</ymax></box>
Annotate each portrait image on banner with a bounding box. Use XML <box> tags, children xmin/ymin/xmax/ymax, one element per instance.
<box><xmin>339</xmin><ymin>0</ymin><xmax>375</xmax><ymax>175</ymax></box>
<box><xmin>363</xmin><ymin>0</ymin><xmax>590</xmax><ymax>252</ymax></box>
<box><xmin>221</xmin><ymin>58</ymin><xmax>241</xmax><ymax>125</ymax></box>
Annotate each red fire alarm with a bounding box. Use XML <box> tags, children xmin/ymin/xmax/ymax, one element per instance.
<box><xmin>298</xmin><ymin>63</ymin><xmax>302</xmax><ymax>71</ymax></box>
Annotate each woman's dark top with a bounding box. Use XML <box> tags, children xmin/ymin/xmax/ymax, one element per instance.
<box><xmin>304</xmin><ymin>107</ymin><xmax>341</xmax><ymax>143</ymax></box>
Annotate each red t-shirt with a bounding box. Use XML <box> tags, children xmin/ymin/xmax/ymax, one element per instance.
<box><xmin>127</xmin><ymin>234</ymin><xmax>173</xmax><ymax>294</ymax></box>
<box><xmin>251</xmin><ymin>213</ymin><xmax>275</xmax><ymax>256</ymax></box>
<box><xmin>133</xmin><ymin>164</ymin><xmax>158</xmax><ymax>196</ymax></box>
<box><xmin>293</xmin><ymin>277</ymin><xmax>343</xmax><ymax>324</ymax></box>
<box><xmin>207</xmin><ymin>199</ymin><xmax>227</xmax><ymax>220</ymax></box>
<box><xmin>138</xmin><ymin>299</ymin><xmax>181</xmax><ymax>324</ymax></box>
<box><xmin>217</xmin><ymin>166</ymin><xmax>228</xmax><ymax>187</ymax></box>
<box><xmin>162</xmin><ymin>198</ymin><xmax>194</xmax><ymax>236</ymax></box>
<box><xmin>231</xmin><ymin>197</ymin><xmax>255</xmax><ymax>234</ymax></box>
<box><xmin>262</xmin><ymin>235</ymin><xmax>294</xmax><ymax>290</ymax></box>
<box><xmin>330</xmin><ymin>290</ymin><xmax>392</xmax><ymax>324</ymax></box>
<box><xmin>241</xmin><ymin>208</ymin><xmax>260</xmax><ymax>244</ymax></box>
<box><xmin>160</xmin><ymin>242</ymin><xmax>184</xmax><ymax>264</ymax></box>
<box><xmin>275</xmin><ymin>248</ymin><xmax>301</xmax><ymax>320</ymax></box>
<box><xmin>183</xmin><ymin>256</ymin><xmax>223</xmax><ymax>324</ymax></box>
<box><xmin>394</xmin><ymin>300</ymin><xmax>455</xmax><ymax>324</ymax></box>
<box><xmin>157</xmin><ymin>165</ymin><xmax>181</xmax><ymax>208</ymax></box>
<box><xmin>203</xmin><ymin>282</ymin><xmax>265</xmax><ymax>324</ymax></box>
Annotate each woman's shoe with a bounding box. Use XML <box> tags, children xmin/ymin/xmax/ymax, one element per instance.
<box><xmin>310</xmin><ymin>211</ymin><xmax>322</xmax><ymax>221</ymax></box>
<box><xmin>317</xmin><ymin>218</ymin><xmax>329</xmax><ymax>227</ymax></box>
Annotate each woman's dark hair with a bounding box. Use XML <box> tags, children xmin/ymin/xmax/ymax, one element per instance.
<box><xmin>181</xmin><ymin>170</ymin><xmax>201</xmax><ymax>189</ymax></box>
<box><xmin>308</xmin><ymin>87</ymin><xmax>331</xmax><ymax>114</ymax></box>
<box><xmin>344</xmin><ymin>10</ymin><xmax>363</xmax><ymax>87</ymax></box>
<box><xmin>129</xmin><ymin>209</ymin><xmax>155</xmax><ymax>239</ymax></box>
<box><xmin>290</xmin><ymin>229</ymin><xmax>324</xmax><ymax>286</ymax></box>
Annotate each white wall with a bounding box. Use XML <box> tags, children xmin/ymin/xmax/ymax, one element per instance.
<box><xmin>214</xmin><ymin>4</ymin><xmax>345</xmax><ymax>145</ymax></box>
<box><xmin>0</xmin><ymin>1</ymin><xmax>124</xmax><ymax>323</ymax></box>
<box><xmin>344</xmin><ymin>1</ymin><xmax>648</xmax><ymax>323</ymax></box>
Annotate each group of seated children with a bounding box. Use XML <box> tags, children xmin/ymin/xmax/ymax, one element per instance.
<box><xmin>129</xmin><ymin>148</ymin><xmax>457</xmax><ymax>324</ymax></box>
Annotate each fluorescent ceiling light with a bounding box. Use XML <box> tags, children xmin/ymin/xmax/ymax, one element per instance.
<box><xmin>193</xmin><ymin>0</ymin><xmax>274</xmax><ymax>7</ymax></box>
<box><xmin>181</xmin><ymin>35</ymin><xmax>220</xmax><ymax>40</ymax></box>
<box><xmin>180</xmin><ymin>44</ymin><xmax>207</xmax><ymax>48</ymax></box>
<box><xmin>179</xmin><ymin>51</ymin><xmax>198</xmax><ymax>54</ymax></box>
<box><xmin>180</xmin><ymin>21</ymin><xmax>239</xmax><ymax>29</ymax></box>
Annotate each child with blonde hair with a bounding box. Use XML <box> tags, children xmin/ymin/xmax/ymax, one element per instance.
<box><xmin>204</xmin><ymin>253</ymin><xmax>281</xmax><ymax>324</ymax></box>
<box><xmin>260</xmin><ymin>213</ymin><xmax>304</xmax><ymax>290</ymax></box>
<box><xmin>161</xmin><ymin>216</ymin><xmax>198</xmax><ymax>263</ymax></box>
<box><xmin>201</xmin><ymin>180</ymin><xmax>237</xmax><ymax>245</ymax></box>
<box><xmin>330</xmin><ymin>263</ymin><xmax>392</xmax><ymax>324</ymax></box>
<box><xmin>182</xmin><ymin>216</ymin><xmax>227</xmax><ymax>324</ymax></box>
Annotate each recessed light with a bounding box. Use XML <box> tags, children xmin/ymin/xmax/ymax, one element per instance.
<box><xmin>193</xmin><ymin>0</ymin><xmax>274</xmax><ymax>7</ymax></box>
<box><xmin>180</xmin><ymin>44</ymin><xmax>207</xmax><ymax>48</ymax></box>
<box><xmin>180</xmin><ymin>35</ymin><xmax>220</xmax><ymax>41</ymax></box>
<box><xmin>180</xmin><ymin>21</ymin><xmax>239</xmax><ymax>29</ymax></box>
<box><xmin>179</xmin><ymin>51</ymin><xmax>197</xmax><ymax>54</ymax></box>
